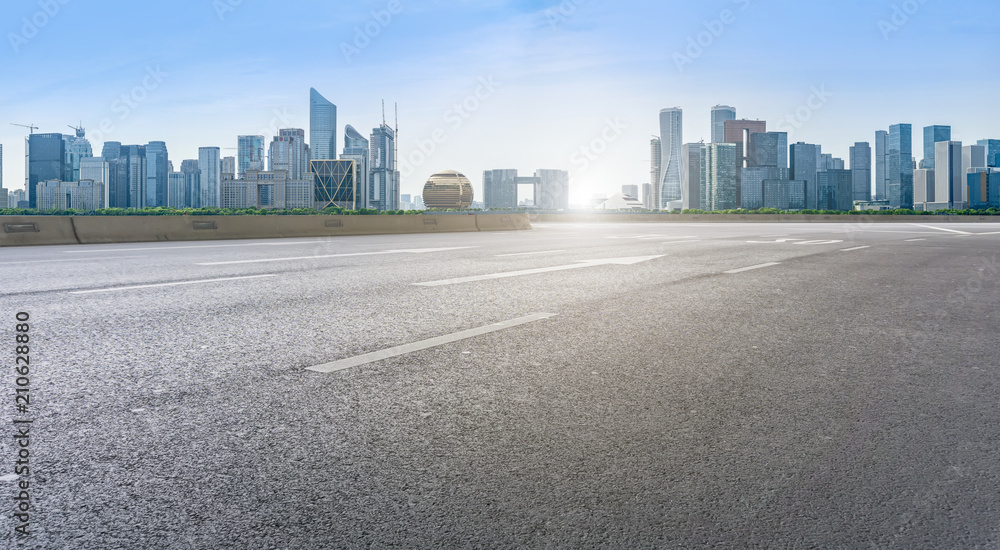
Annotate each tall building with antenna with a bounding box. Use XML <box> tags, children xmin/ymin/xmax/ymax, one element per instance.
<box><xmin>369</xmin><ymin>101</ymin><xmax>399</xmax><ymax>211</ymax></box>
<box><xmin>63</xmin><ymin>124</ymin><xmax>93</xmax><ymax>182</ymax></box>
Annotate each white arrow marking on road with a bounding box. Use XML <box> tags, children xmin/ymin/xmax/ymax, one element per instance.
<box><xmin>196</xmin><ymin>247</ymin><xmax>476</xmax><ymax>265</ymax></box>
<box><xmin>413</xmin><ymin>255</ymin><xmax>666</xmax><ymax>287</ymax></box>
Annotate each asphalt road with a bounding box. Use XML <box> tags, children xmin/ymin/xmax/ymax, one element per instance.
<box><xmin>1</xmin><ymin>221</ymin><xmax>999</xmax><ymax>548</ymax></box>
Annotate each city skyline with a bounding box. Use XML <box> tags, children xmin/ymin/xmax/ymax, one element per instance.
<box><xmin>2</xmin><ymin>1</ymin><xmax>999</xmax><ymax>205</ymax></box>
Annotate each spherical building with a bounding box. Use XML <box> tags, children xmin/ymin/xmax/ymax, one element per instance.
<box><xmin>422</xmin><ymin>170</ymin><xmax>474</xmax><ymax>209</ymax></box>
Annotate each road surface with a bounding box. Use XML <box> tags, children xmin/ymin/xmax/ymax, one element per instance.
<box><xmin>1</xmin><ymin>221</ymin><xmax>999</xmax><ymax>548</ymax></box>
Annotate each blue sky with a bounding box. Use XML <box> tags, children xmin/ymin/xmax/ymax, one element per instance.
<box><xmin>2</xmin><ymin>0</ymin><xmax>999</xmax><ymax>204</ymax></box>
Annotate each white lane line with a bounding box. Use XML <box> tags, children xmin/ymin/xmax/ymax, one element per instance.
<box><xmin>905</xmin><ymin>238</ymin><xmax>926</xmax><ymax>242</ymax></box>
<box><xmin>656</xmin><ymin>239</ymin><xmax>701</xmax><ymax>244</ymax></box>
<box><xmin>197</xmin><ymin>247</ymin><xmax>476</xmax><ymax>266</ymax></box>
<box><xmin>724</xmin><ymin>262</ymin><xmax>782</xmax><ymax>274</ymax></box>
<box><xmin>414</xmin><ymin>255</ymin><xmax>664</xmax><ymax>287</ymax></box>
<box><xmin>69</xmin><ymin>274</ymin><xmax>277</xmax><ymax>294</ymax></box>
<box><xmin>910</xmin><ymin>224</ymin><xmax>972</xmax><ymax>235</ymax></box>
<box><xmin>307</xmin><ymin>313</ymin><xmax>558</xmax><ymax>373</ymax></box>
<box><xmin>495</xmin><ymin>250</ymin><xmax>567</xmax><ymax>257</ymax></box>
<box><xmin>63</xmin><ymin>242</ymin><xmax>317</xmax><ymax>254</ymax></box>
<box><xmin>4</xmin><ymin>255</ymin><xmax>148</xmax><ymax>265</ymax></box>
<box><xmin>841</xmin><ymin>246</ymin><xmax>871</xmax><ymax>252</ymax></box>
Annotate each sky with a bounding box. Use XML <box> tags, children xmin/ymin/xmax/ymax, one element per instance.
<box><xmin>2</xmin><ymin>0</ymin><xmax>999</xmax><ymax>206</ymax></box>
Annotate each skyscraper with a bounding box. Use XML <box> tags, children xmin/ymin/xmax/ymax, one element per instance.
<box><xmin>976</xmin><ymin>139</ymin><xmax>1000</xmax><ymax>167</ymax></box>
<box><xmin>743</xmin><ymin>132</ymin><xmax>789</xmax><ymax>210</ymax></box>
<box><xmin>102</xmin><ymin>142</ymin><xmax>126</xmax><ymax>208</ymax></box>
<box><xmin>649</xmin><ymin>137</ymin><xmax>661</xmax><ymax>210</ymax></box>
<box><xmin>483</xmin><ymin>169</ymin><xmax>518</xmax><ymax>209</ymax></box>
<box><xmin>80</xmin><ymin>156</ymin><xmax>111</xmax><ymax>209</ymax></box>
<box><xmin>28</xmin><ymin>133</ymin><xmax>65</xmax><ymax>209</ymax></box>
<box><xmin>702</xmin><ymin>143</ymin><xmax>739</xmax><ymax>211</ymax></box>
<box><xmin>62</xmin><ymin>129</ymin><xmax>92</xmax><ymax>182</ymax></box>
<box><xmin>658</xmin><ymin>108</ymin><xmax>683</xmax><ymax>209</ymax></box>
<box><xmin>145</xmin><ymin>141</ymin><xmax>169</xmax><ymax>207</ymax></box>
<box><xmin>724</xmin><ymin>119</ymin><xmax>766</xmax><ymax>206</ymax></box>
<box><xmin>309</xmin><ymin>88</ymin><xmax>337</xmax><ymax>161</ymax></box>
<box><xmin>534</xmin><ymin>169</ymin><xmax>570</xmax><ymax>210</ymax></box>
<box><xmin>341</xmin><ymin>125</ymin><xmax>370</xmax><ymax>208</ymax></box>
<box><xmin>681</xmin><ymin>143</ymin><xmax>702</xmax><ymax>211</ymax></box>
<box><xmin>790</xmin><ymin>142</ymin><xmax>821</xmax><ymax>210</ymax></box>
<box><xmin>935</xmin><ymin>141</ymin><xmax>963</xmax><ymax>209</ymax></box>
<box><xmin>369</xmin><ymin>123</ymin><xmax>398</xmax><ymax>211</ymax></box>
<box><xmin>923</xmin><ymin>125</ymin><xmax>951</xmax><ymax>169</ymax></box>
<box><xmin>238</xmin><ymin>135</ymin><xmax>266</xmax><ymax>178</ymax></box>
<box><xmin>874</xmin><ymin>130</ymin><xmax>889</xmax><ymax>201</ymax></box>
<box><xmin>221</xmin><ymin>156</ymin><xmax>236</xmax><ymax>177</ymax></box>
<box><xmin>817</xmin><ymin>169</ymin><xmax>853</xmax><ymax>211</ymax></box>
<box><xmin>167</xmin><ymin>171</ymin><xmax>185</xmax><ymax>208</ymax></box>
<box><xmin>747</xmin><ymin>132</ymin><xmax>788</xmax><ymax>169</ymax></box>
<box><xmin>269</xmin><ymin>129</ymin><xmax>309</xmax><ymax>181</ymax></box>
<box><xmin>914</xmin><ymin>169</ymin><xmax>935</xmax><ymax>206</ymax></box>
<box><xmin>888</xmin><ymin>123</ymin><xmax>913</xmax><ymax>209</ymax></box>
<box><xmin>711</xmin><ymin>105</ymin><xmax>736</xmax><ymax>144</ymax></box>
<box><xmin>962</xmin><ymin>145</ymin><xmax>986</xmax><ymax>205</ymax></box>
<box><xmin>120</xmin><ymin>145</ymin><xmax>147</xmax><ymax>209</ymax></box>
<box><xmin>198</xmin><ymin>147</ymin><xmax>221</xmax><ymax>208</ymax></box>
<box><xmin>849</xmin><ymin>142</ymin><xmax>872</xmax><ymax>202</ymax></box>
<box><xmin>181</xmin><ymin>160</ymin><xmax>201</xmax><ymax>207</ymax></box>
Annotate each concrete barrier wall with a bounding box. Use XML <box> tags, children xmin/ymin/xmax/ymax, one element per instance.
<box><xmin>474</xmin><ymin>214</ymin><xmax>531</xmax><ymax>231</ymax></box>
<box><xmin>0</xmin><ymin>214</ymin><xmax>531</xmax><ymax>247</ymax></box>
<box><xmin>535</xmin><ymin>213</ymin><xmax>1000</xmax><ymax>224</ymax></box>
<box><xmin>0</xmin><ymin>216</ymin><xmax>80</xmax><ymax>247</ymax></box>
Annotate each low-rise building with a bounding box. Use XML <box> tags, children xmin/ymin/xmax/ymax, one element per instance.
<box><xmin>35</xmin><ymin>180</ymin><xmax>104</xmax><ymax>210</ymax></box>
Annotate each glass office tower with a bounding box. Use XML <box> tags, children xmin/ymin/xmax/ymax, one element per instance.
<box><xmin>888</xmin><ymin>124</ymin><xmax>913</xmax><ymax>209</ymax></box>
<box><xmin>28</xmin><ymin>133</ymin><xmax>65</xmax><ymax>209</ymax></box>
<box><xmin>309</xmin><ymin>88</ymin><xmax>337</xmax><ymax>162</ymax></box>
<box><xmin>923</xmin><ymin>125</ymin><xmax>951</xmax><ymax>169</ymax></box>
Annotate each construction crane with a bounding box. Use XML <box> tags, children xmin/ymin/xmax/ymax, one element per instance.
<box><xmin>11</xmin><ymin>123</ymin><xmax>38</xmax><ymax>134</ymax></box>
<box><xmin>67</xmin><ymin>123</ymin><xmax>85</xmax><ymax>138</ymax></box>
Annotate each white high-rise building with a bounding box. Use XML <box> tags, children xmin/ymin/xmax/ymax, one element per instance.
<box><xmin>80</xmin><ymin>157</ymin><xmax>111</xmax><ymax>209</ymax></box>
<box><xmin>681</xmin><ymin>143</ymin><xmax>702</xmax><ymax>211</ymax></box>
<box><xmin>658</xmin><ymin>108</ymin><xmax>683</xmax><ymax>210</ymax></box>
<box><xmin>914</xmin><ymin>169</ymin><xmax>935</xmax><ymax>207</ymax></box>
<box><xmin>198</xmin><ymin>147</ymin><xmax>221</xmax><ymax>207</ymax></box>
<box><xmin>935</xmin><ymin>141</ymin><xmax>963</xmax><ymax>209</ymax></box>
